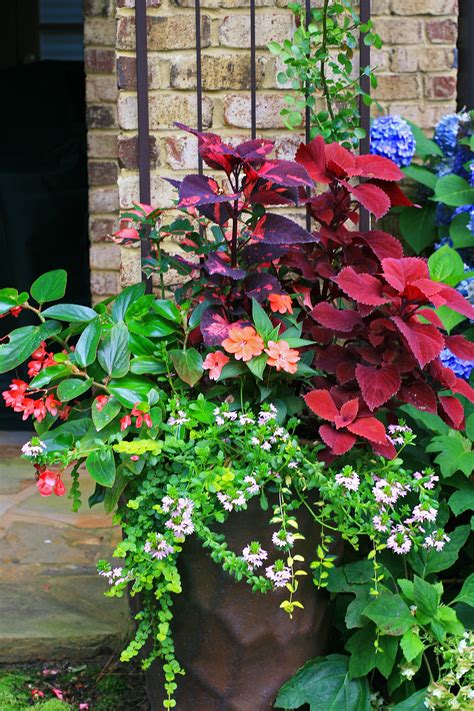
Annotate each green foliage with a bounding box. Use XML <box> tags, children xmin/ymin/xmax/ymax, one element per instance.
<box><xmin>30</xmin><ymin>269</ymin><xmax>67</xmax><ymax>304</ymax></box>
<box><xmin>434</xmin><ymin>174</ymin><xmax>474</xmax><ymax>207</ymax></box>
<box><xmin>269</xmin><ymin>1</ymin><xmax>380</xmax><ymax>145</ymax></box>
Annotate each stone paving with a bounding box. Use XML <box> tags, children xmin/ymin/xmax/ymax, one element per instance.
<box><xmin>0</xmin><ymin>432</ymin><xmax>130</xmax><ymax>663</ymax></box>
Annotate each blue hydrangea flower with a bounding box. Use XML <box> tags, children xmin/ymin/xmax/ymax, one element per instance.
<box><xmin>470</xmin><ymin>163</ymin><xmax>474</xmax><ymax>187</ymax></box>
<box><xmin>435</xmin><ymin>203</ymin><xmax>453</xmax><ymax>227</ymax></box>
<box><xmin>434</xmin><ymin>236</ymin><xmax>453</xmax><ymax>250</ymax></box>
<box><xmin>435</xmin><ymin>159</ymin><xmax>455</xmax><ymax>178</ymax></box>
<box><xmin>453</xmin><ymin>145</ymin><xmax>473</xmax><ymax>179</ymax></box>
<box><xmin>453</xmin><ymin>205</ymin><xmax>474</xmax><ymax>235</ymax></box>
<box><xmin>370</xmin><ymin>115</ymin><xmax>416</xmax><ymax>168</ymax></box>
<box><xmin>434</xmin><ymin>114</ymin><xmax>462</xmax><ymax>156</ymax></box>
<box><xmin>439</xmin><ymin>349</ymin><xmax>473</xmax><ymax>380</ymax></box>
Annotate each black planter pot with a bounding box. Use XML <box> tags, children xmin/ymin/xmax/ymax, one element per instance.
<box><xmin>135</xmin><ymin>500</ymin><xmax>336</xmax><ymax>711</ymax></box>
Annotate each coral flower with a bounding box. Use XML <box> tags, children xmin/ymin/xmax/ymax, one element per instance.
<box><xmin>95</xmin><ymin>395</ymin><xmax>109</xmax><ymax>411</ymax></box>
<box><xmin>268</xmin><ymin>293</ymin><xmax>293</xmax><ymax>314</ymax></box>
<box><xmin>222</xmin><ymin>326</ymin><xmax>264</xmax><ymax>362</ymax></box>
<box><xmin>120</xmin><ymin>414</ymin><xmax>132</xmax><ymax>431</ymax></box>
<box><xmin>203</xmin><ymin>351</ymin><xmax>230</xmax><ymax>380</ymax></box>
<box><xmin>37</xmin><ymin>470</ymin><xmax>65</xmax><ymax>497</ymax></box>
<box><xmin>265</xmin><ymin>340</ymin><xmax>300</xmax><ymax>374</ymax></box>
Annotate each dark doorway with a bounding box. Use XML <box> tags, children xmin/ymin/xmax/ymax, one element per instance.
<box><xmin>0</xmin><ymin>0</ymin><xmax>90</xmax><ymax>429</ymax></box>
<box><xmin>458</xmin><ymin>0</ymin><xmax>474</xmax><ymax>111</ymax></box>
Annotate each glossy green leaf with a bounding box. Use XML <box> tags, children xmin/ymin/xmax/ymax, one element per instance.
<box><xmin>111</xmin><ymin>282</ymin><xmax>146</xmax><ymax>322</ymax></box>
<box><xmin>170</xmin><ymin>349</ymin><xmax>203</xmax><ymax>387</ymax></box>
<box><xmin>97</xmin><ymin>322</ymin><xmax>130</xmax><ymax>378</ymax></box>
<box><xmin>42</xmin><ymin>303</ymin><xmax>97</xmax><ymax>323</ymax></box>
<box><xmin>57</xmin><ymin>378</ymin><xmax>93</xmax><ymax>402</ymax></box>
<box><xmin>399</xmin><ymin>205</ymin><xmax>437</xmax><ymax>254</ymax></box>
<box><xmin>274</xmin><ymin>654</ymin><xmax>370</xmax><ymax>711</ymax></box>
<box><xmin>402</xmin><ymin>165</ymin><xmax>437</xmax><ymax>190</ymax></box>
<box><xmin>450</xmin><ymin>211</ymin><xmax>473</xmax><ymax>249</ymax></box>
<box><xmin>92</xmin><ymin>396</ymin><xmax>122</xmax><ymax>431</ymax></box>
<box><xmin>130</xmin><ymin>356</ymin><xmax>167</xmax><ymax>375</ymax></box>
<box><xmin>391</xmin><ymin>689</ymin><xmax>428</xmax><ymax>710</ymax></box>
<box><xmin>413</xmin><ymin>576</ymin><xmax>440</xmax><ymax>619</ymax></box>
<box><xmin>407</xmin><ymin>120</ymin><xmax>443</xmax><ymax>158</ymax></box>
<box><xmin>252</xmin><ymin>299</ymin><xmax>274</xmax><ymax>339</ymax></box>
<box><xmin>108</xmin><ymin>375</ymin><xmax>154</xmax><ymax>408</ymax></box>
<box><xmin>448</xmin><ymin>481</ymin><xmax>474</xmax><ymax>515</ymax></box>
<box><xmin>104</xmin><ymin>469</ymin><xmax>128</xmax><ymax>514</ymax></box>
<box><xmin>30</xmin><ymin>364</ymin><xmax>72</xmax><ymax>388</ymax></box>
<box><xmin>434</xmin><ymin>174</ymin><xmax>474</xmax><ymax>207</ymax></box>
<box><xmin>30</xmin><ymin>269</ymin><xmax>67</xmax><ymax>304</ymax></box>
<box><xmin>0</xmin><ymin>288</ymin><xmax>28</xmax><ymax>315</ymax></box>
<box><xmin>246</xmin><ymin>353</ymin><xmax>268</xmax><ymax>381</ymax></box>
<box><xmin>0</xmin><ymin>321</ymin><xmax>61</xmax><ymax>373</ymax></box>
<box><xmin>86</xmin><ymin>446</ymin><xmax>116</xmax><ymax>487</ymax></box>
<box><xmin>75</xmin><ymin>318</ymin><xmax>102</xmax><ymax>368</ymax></box>
<box><xmin>153</xmin><ymin>299</ymin><xmax>181</xmax><ymax>323</ymax></box>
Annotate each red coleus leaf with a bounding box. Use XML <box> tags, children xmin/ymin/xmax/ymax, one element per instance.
<box><xmin>347</xmin><ymin>182</ymin><xmax>391</xmax><ymax>220</ymax></box>
<box><xmin>353</xmin><ymin>154</ymin><xmax>404</xmax><ymax>181</ymax></box>
<box><xmin>373</xmin><ymin>439</ymin><xmax>397</xmax><ymax>460</ymax></box>
<box><xmin>359</xmin><ymin>230</ymin><xmax>404</xmax><ymax>261</ymax></box>
<box><xmin>336</xmin><ymin>267</ymin><xmax>389</xmax><ymax>306</ymax></box>
<box><xmin>346</xmin><ymin>416</ymin><xmax>387</xmax><ymax>444</ymax></box>
<box><xmin>325</xmin><ymin>142</ymin><xmax>356</xmax><ymax>178</ymax></box>
<box><xmin>381</xmin><ymin>257</ymin><xmax>429</xmax><ymax>291</ymax></box>
<box><xmin>178</xmin><ymin>174</ymin><xmax>240</xmax><ymax>207</ymax></box>
<box><xmin>452</xmin><ymin>377</ymin><xmax>474</xmax><ymax>403</ymax></box>
<box><xmin>311</xmin><ymin>302</ymin><xmax>362</xmax><ymax>332</ymax></box>
<box><xmin>257</xmin><ymin>160</ymin><xmax>313</xmax><ymax>188</ymax></box>
<box><xmin>319</xmin><ymin>424</ymin><xmax>356</xmax><ymax>455</ymax></box>
<box><xmin>391</xmin><ymin>316</ymin><xmax>445</xmax><ymax>368</ymax></box>
<box><xmin>371</xmin><ymin>179</ymin><xmax>414</xmax><ymax>208</ymax></box>
<box><xmin>304</xmin><ymin>389</ymin><xmax>338</xmax><ymax>422</ymax></box>
<box><xmin>438</xmin><ymin>395</ymin><xmax>465</xmax><ymax>430</ymax></box>
<box><xmin>445</xmin><ymin>335</ymin><xmax>474</xmax><ymax>361</ymax></box>
<box><xmin>438</xmin><ymin>285</ymin><xmax>474</xmax><ymax>320</ymax></box>
<box><xmin>398</xmin><ymin>382</ymin><xmax>438</xmax><ymax>413</ymax></box>
<box><xmin>355</xmin><ymin>363</ymin><xmax>401</xmax><ymax>411</ymax></box>
<box><xmin>295</xmin><ymin>136</ymin><xmax>331</xmax><ymax>184</ymax></box>
<box><xmin>417</xmin><ymin>308</ymin><xmax>446</xmax><ymax>330</ymax></box>
<box><xmin>175</xmin><ymin>123</ymin><xmax>236</xmax><ymax>173</ymax></box>
<box><xmin>204</xmin><ymin>252</ymin><xmax>246</xmax><ymax>280</ymax></box>
<box><xmin>252</xmin><ymin>213</ymin><xmax>317</xmax><ymax>244</ymax></box>
<box><xmin>334</xmin><ymin>399</ymin><xmax>359</xmax><ymax>428</ymax></box>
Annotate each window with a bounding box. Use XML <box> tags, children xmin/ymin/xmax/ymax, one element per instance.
<box><xmin>39</xmin><ymin>0</ymin><xmax>84</xmax><ymax>61</ymax></box>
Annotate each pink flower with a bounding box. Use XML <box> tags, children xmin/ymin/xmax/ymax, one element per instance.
<box><xmin>95</xmin><ymin>395</ymin><xmax>109</xmax><ymax>411</ymax></box>
<box><xmin>265</xmin><ymin>561</ymin><xmax>292</xmax><ymax>588</ymax></box>
<box><xmin>264</xmin><ymin>340</ymin><xmax>300</xmax><ymax>374</ymax></box>
<box><xmin>131</xmin><ymin>404</ymin><xmax>152</xmax><ymax>428</ymax></box>
<box><xmin>144</xmin><ymin>533</ymin><xmax>174</xmax><ymax>560</ymax></box>
<box><xmin>242</xmin><ymin>541</ymin><xmax>268</xmax><ymax>569</ymax></box>
<box><xmin>387</xmin><ymin>525</ymin><xmax>412</xmax><ymax>554</ymax></box>
<box><xmin>222</xmin><ymin>326</ymin><xmax>264</xmax><ymax>362</ymax></box>
<box><xmin>203</xmin><ymin>351</ymin><xmax>230</xmax><ymax>380</ymax></box>
<box><xmin>272</xmin><ymin>530</ymin><xmax>295</xmax><ymax>549</ymax></box>
<box><xmin>120</xmin><ymin>414</ymin><xmax>132</xmax><ymax>431</ymax></box>
<box><xmin>335</xmin><ymin>469</ymin><xmax>360</xmax><ymax>491</ymax></box>
<box><xmin>37</xmin><ymin>470</ymin><xmax>62</xmax><ymax>497</ymax></box>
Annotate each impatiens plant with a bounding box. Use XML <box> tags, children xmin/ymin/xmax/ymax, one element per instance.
<box><xmin>0</xmin><ymin>126</ymin><xmax>473</xmax><ymax>709</ymax></box>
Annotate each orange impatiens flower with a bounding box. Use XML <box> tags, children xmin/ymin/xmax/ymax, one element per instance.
<box><xmin>265</xmin><ymin>340</ymin><xmax>300</xmax><ymax>374</ymax></box>
<box><xmin>222</xmin><ymin>326</ymin><xmax>264</xmax><ymax>362</ymax></box>
<box><xmin>268</xmin><ymin>293</ymin><xmax>293</xmax><ymax>315</ymax></box>
<box><xmin>203</xmin><ymin>351</ymin><xmax>230</xmax><ymax>380</ymax></box>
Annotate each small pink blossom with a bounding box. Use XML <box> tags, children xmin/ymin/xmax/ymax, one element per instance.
<box><xmin>244</xmin><ymin>475</ymin><xmax>260</xmax><ymax>495</ymax></box>
<box><xmin>387</xmin><ymin>525</ymin><xmax>412</xmax><ymax>555</ymax></box>
<box><xmin>424</xmin><ymin>530</ymin><xmax>450</xmax><ymax>551</ymax></box>
<box><xmin>144</xmin><ymin>533</ymin><xmax>174</xmax><ymax>560</ymax></box>
<box><xmin>335</xmin><ymin>469</ymin><xmax>360</xmax><ymax>492</ymax></box>
<box><xmin>242</xmin><ymin>541</ymin><xmax>268</xmax><ymax>569</ymax></box>
<box><xmin>372</xmin><ymin>513</ymin><xmax>390</xmax><ymax>533</ymax></box>
<box><xmin>272</xmin><ymin>530</ymin><xmax>295</xmax><ymax>549</ymax></box>
<box><xmin>265</xmin><ymin>561</ymin><xmax>292</xmax><ymax>588</ymax></box>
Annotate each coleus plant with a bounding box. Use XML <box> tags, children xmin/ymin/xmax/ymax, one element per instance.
<box><xmin>117</xmin><ymin>126</ymin><xmax>474</xmax><ymax>458</ymax></box>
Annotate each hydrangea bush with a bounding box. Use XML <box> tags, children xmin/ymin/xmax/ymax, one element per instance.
<box><xmin>1</xmin><ymin>127</ymin><xmax>473</xmax><ymax>709</ymax></box>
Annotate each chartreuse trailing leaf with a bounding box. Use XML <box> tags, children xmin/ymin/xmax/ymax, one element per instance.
<box><xmin>75</xmin><ymin>318</ymin><xmax>102</xmax><ymax>368</ymax></box>
<box><xmin>86</xmin><ymin>446</ymin><xmax>116</xmax><ymax>487</ymax></box>
<box><xmin>98</xmin><ymin>321</ymin><xmax>130</xmax><ymax>378</ymax></box>
<box><xmin>30</xmin><ymin>269</ymin><xmax>67</xmax><ymax>304</ymax></box>
<box><xmin>42</xmin><ymin>303</ymin><xmax>97</xmax><ymax>323</ymax></box>
<box><xmin>274</xmin><ymin>654</ymin><xmax>370</xmax><ymax>711</ymax></box>
<box><xmin>0</xmin><ymin>321</ymin><xmax>61</xmax><ymax>373</ymax></box>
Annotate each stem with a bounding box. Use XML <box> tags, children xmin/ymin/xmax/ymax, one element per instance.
<box><xmin>423</xmin><ymin>652</ymin><xmax>435</xmax><ymax>684</ymax></box>
<box><xmin>230</xmin><ymin>199</ymin><xmax>239</xmax><ymax>267</ymax></box>
<box><xmin>157</xmin><ymin>240</ymin><xmax>165</xmax><ymax>299</ymax></box>
<box><xmin>320</xmin><ymin>0</ymin><xmax>336</xmax><ymax>124</ymax></box>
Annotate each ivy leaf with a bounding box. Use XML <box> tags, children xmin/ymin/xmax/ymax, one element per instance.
<box><xmin>407</xmin><ymin>525</ymin><xmax>470</xmax><ymax>577</ymax></box>
<box><xmin>452</xmin><ymin>573</ymin><xmax>474</xmax><ymax>607</ymax></box>
<box><xmin>426</xmin><ymin>432</ymin><xmax>474</xmax><ymax>477</ymax></box>
<box><xmin>274</xmin><ymin>654</ymin><xmax>370</xmax><ymax>711</ymax></box>
<box><xmin>42</xmin><ymin>304</ymin><xmax>97</xmax><ymax>323</ymax></box>
<box><xmin>400</xmin><ymin>629</ymin><xmax>425</xmax><ymax>663</ymax></box>
<box><xmin>0</xmin><ymin>321</ymin><xmax>61</xmax><ymax>373</ymax></box>
<box><xmin>413</xmin><ymin>576</ymin><xmax>440</xmax><ymax>619</ymax></box>
<box><xmin>75</xmin><ymin>318</ymin><xmax>102</xmax><ymax>368</ymax></box>
<box><xmin>57</xmin><ymin>378</ymin><xmax>93</xmax><ymax>402</ymax></box>
<box><xmin>363</xmin><ymin>592</ymin><xmax>414</xmax><ymax>636</ymax></box>
<box><xmin>391</xmin><ymin>689</ymin><xmax>428</xmax><ymax>710</ymax></box>
<box><xmin>170</xmin><ymin>349</ymin><xmax>203</xmax><ymax>387</ymax></box>
<box><xmin>346</xmin><ymin>625</ymin><xmax>398</xmax><ymax>679</ymax></box>
<box><xmin>448</xmin><ymin>480</ymin><xmax>474</xmax><ymax>515</ymax></box>
<box><xmin>97</xmin><ymin>322</ymin><xmax>130</xmax><ymax>378</ymax></box>
<box><xmin>86</xmin><ymin>447</ymin><xmax>116</xmax><ymax>488</ymax></box>
<box><xmin>30</xmin><ymin>269</ymin><xmax>67</xmax><ymax>304</ymax></box>
<box><xmin>92</xmin><ymin>396</ymin><xmax>122</xmax><ymax>432</ymax></box>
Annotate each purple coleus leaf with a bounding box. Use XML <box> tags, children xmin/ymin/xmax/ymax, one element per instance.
<box><xmin>204</xmin><ymin>252</ymin><xmax>247</xmax><ymax>280</ymax></box>
<box><xmin>197</xmin><ymin>201</ymin><xmax>233</xmax><ymax>226</ymax></box>
<box><xmin>244</xmin><ymin>273</ymin><xmax>282</xmax><ymax>302</ymax></box>
<box><xmin>200</xmin><ymin>308</ymin><xmax>232</xmax><ymax>345</ymax></box>
<box><xmin>252</xmin><ymin>213</ymin><xmax>318</xmax><ymax>244</ymax></box>
<box><xmin>178</xmin><ymin>174</ymin><xmax>240</xmax><ymax>207</ymax></box>
<box><xmin>234</xmin><ymin>139</ymin><xmax>274</xmax><ymax>162</ymax></box>
<box><xmin>257</xmin><ymin>160</ymin><xmax>313</xmax><ymax>188</ymax></box>
<box><xmin>249</xmin><ymin>182</ymin><xmax>300</xmax><ymax>206</ymax></box>
<box><xmin>241</xmin><ymin>242</ymin><xmax>288</xmax><ymax>265</ymax></box>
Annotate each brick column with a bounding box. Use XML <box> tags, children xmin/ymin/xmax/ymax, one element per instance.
<box><xmin>84</xmin><ymin>0</ymin><xmax>121</xmax><ymax>301</ymax></box>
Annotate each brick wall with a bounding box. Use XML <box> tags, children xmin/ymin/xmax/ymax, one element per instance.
<box><xmin>84</xmin><ymin>0</ymin><xmax>459</xmax><ymax>296</ymax></box>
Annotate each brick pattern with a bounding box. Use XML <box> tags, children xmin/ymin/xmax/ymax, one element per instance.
<box><xmin>85</xmin><ymin>0</ymin><xmax>121</xmax><ymax>301</ymax></box>
<box><xmin>84</xmin><ymin>0</ymin><xmax>459</xmax><ymax>294</ymax></box>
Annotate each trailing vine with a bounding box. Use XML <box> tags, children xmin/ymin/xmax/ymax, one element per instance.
<box><xmin>269</xmin><ymin>0</ymin><xmax>381</xmax><ymax>146</ymax></box>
